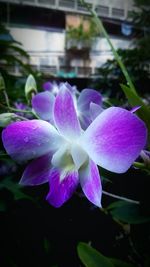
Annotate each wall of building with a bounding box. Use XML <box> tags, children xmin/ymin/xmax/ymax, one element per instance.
<box><xmin>9</xmin><ymin>25</ymin><xmax>132</xmax><ymax>77</ymax></box>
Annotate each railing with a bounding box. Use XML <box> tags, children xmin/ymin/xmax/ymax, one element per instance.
<box><xmin>1</xmin><ymin>0</ymin><xmax>135</xmax><ymax>20</ymax></box>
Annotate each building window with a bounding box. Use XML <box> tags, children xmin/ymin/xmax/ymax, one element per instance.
<box><xmin>96</xmin><ymin>5</ymin><xmax>109</xmax><ymax>16</ymax></box>
<box><xmin>112</xmin><ymin>8</ymin><xmax>125</xmax><ymax>17</ymax></box>
<box><xmin>59</xmin><ymin>0</ymin><xmax>75</xmax><ymax>9</ymax></box>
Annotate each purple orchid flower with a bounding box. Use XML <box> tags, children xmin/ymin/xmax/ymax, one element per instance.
<box><xmin>14</xmin><ymin>102</ymin><xmax>28</xmax><ymax>116</ymax></box>
<box><xmin>43</xmin><ymin>81</ymin><xmax>78</xmax><ymax>95</ymax></box>
<box><xmin>2</xmin><ymin>86</ymin><xmax>147</xmax><ymax>208</ymax></box>
<box><xmin>32</xmin><ymin>83</ymin><xmax>102</xmax><ymax>129</ymax></box>
<box><xmin>14</xmin><ymin>102</ymin><xmax>33</xmax><ymax>119</ymax></box>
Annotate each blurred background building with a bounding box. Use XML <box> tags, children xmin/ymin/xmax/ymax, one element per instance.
<box><xmin>0</xmin><ymin>0</ymin><xmax>137</xmax><ymax>78</ymax></box>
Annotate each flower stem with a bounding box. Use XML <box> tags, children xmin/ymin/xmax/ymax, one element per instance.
<box><xmin>0</xmin><ymin>103</ymin><xmax>33</xmax><ymax>114</ymax></box>
<box><xmin>0</xmin><ymin>153</ymin><xmax>8</xmax><ymax>157</ymax></box>
<box><xmin>80</xmin><ymin>0</ymin><xmax>136</xmax><ymax>94</ymax></box>
<box><xmin>9</xmin><ymin>107</ymin><xmax>33</xmax><ymax>114</ymax></box>
<box><xmin>3</xmin><ymin>90</ymin><xmax>10</xmax><ymax>108</ymax></box>
<box><xmin>102</xmin><ymin>190</ymin><xmax>140</xmax><ymax>204</ymax></box>
<box><xmin>15</xmin><ymin>114</ymin><xmax>29</xmax><ymax>121</ymax></box>
<box><xmin>133</xmin><ymin>161</ymin><xmax>150</xmax><ymax>171</ymax></box>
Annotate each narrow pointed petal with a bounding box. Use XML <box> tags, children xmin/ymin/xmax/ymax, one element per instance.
<box><xmin>32</xmin><ymin>91</ymin><xmax>55</xmax><ymax>123</ymax></box>
<box><xmin>71</xmin><ymin>143</ymin><xmax>88</xmax><ymax>169</ymax></box>
<box><xmin>81</xmin><ymin>107</ymin><xmax>147</xmax><ymax>173</ymax></box>
<box><xmin>79</xmin><ymin>103</ymin><xmax>103</xmax><ymax>130</ymax></box>
<box><xmin>46</xmin><ymin>167</ymin><xmax>79</xmax><ymax>208</ymax></box>
<box><xmin>2</xmin><ymin>120</ymin><xmax>63</xmax><ymax>162</ymax></box>
<box><xmin>63</xmin><ymin>82</ymin><xmax>79</xmax><ymax>95</ymax></box>
<box><xmin>20</xmin><ymin>153</ymin><xmax>52</xmax><ymax>185</ymax></box>
<box><xmin>79</xmin><ymin>113</ymin><xmax>92</xmax><ymax>131</ymax></box>
<box><xmin>90</xmin><ymin>102</ymin><xmax>104</xmax><ymax>121</ymax></box>
<box><xmin>53</xmin><ymin>84</ymin><xmax>81</xmax><ymax>139</ymax></box>
<box><xmin>130</xmin><ymin>106</ymin><xmax>141</xmax><ymax>113</ymax></box>
<box><xmin>77</xmin><ymin>89</ymin><xmax>102</xmax><ymax>113</ymax></box>
<box><xmin>79</xmin><ymin>160</ymin><xmax>102</xmax><ymax>207</ymax></box>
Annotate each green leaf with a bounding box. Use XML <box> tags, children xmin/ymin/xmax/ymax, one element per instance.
<box><xmin>0</xmin><ymin>178</ymin><xmax>33</xmax><ymax>201</ymax></box>
<box><xmin>107</xmin><ymin>201</ymin><xmax>150</xmax><ymax>224</ymax></box>
<box><xmin>120</xmin><ymin>83</ymin><xmax>150</xmax><ymax>141</ymax></box>
<box><xmin>0</xmin><ymin>201</ymin><xmax>6</xmax><ymax>211</ymax></box>
<box><xmin>77</xmin><ymin>242</ymin><xmax>114</xmax><ymax>267</ymax></box>
<box><xmin>109</xmin><ymin>258</ymin><xmax>134</xmax><ymax>267</ymax></box>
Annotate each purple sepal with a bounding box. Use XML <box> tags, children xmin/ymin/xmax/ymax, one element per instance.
<box><xmin>79</xmin><ymin>160</ymin><xmax>102</xmax><ymax>207</ymax></box>
<box><xmin>32</xmin><ymin>91</ymin><xmax>55</xmax><ymax>123</ymax></box>
<box><xmin>2</xmin><ymin>120</ymin><xmax>62</xmax><ymax>162</ymax></box>
<box><xmin>54</xmin><ymin>85</ymin><xmax>81</xmax><ymax>139</ymax></box>
<box><xmin>19</xmin><ymin>153</ymin><xmax>52</xmax><ymax>185</ymax></box>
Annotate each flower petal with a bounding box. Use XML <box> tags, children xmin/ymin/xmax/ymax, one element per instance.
<box><xmin>130</xmin><ymin>106</ymin><xmax>141</xmax><ymax>113</ymax></box>
<box><xmin>51</xmin><ymin>143</ymin><xmax>74</xmax><ymax>169</ymax></box>
<box><xmin>63</xmin><ymin>82</ymin><xmax>78</xmax><ymax>95</ymax></box>
<box><xmin>78</xmin><ymin>113</ymin><xmax>91</xmax><ymax>130</ymax></box>
<box><xmin>46</xmin><ymin>167</ymin><xmax>79</xmax><ymax>207</ymax></box>
<box><xmin>77</xmin><ymin>89</ymin><xmax>102</xmax><ymax>113</ymax></box>
<box><xmin>19</xmin><ymin>153</ymin><xmax>52</xmax><ymax>185</ymax></box>
<box><xmin>79</xmin><ymin>160</ymin><xmax>102</xmax><ymax>207</ymax></box>
<box><xmin>79</xmin><ymin>103</ymin><xmax>103</xmax><ymax>130</ymax></box>
<box><xmin>90</xmin><ymin>102</ymin><xmax>104</xmax><ymax>121</ymax></box>
<box><xmin>2</xmin><ymin>120</ymin><xmax>63</xmax><ymax>162</ymax></box>
<box><xmin>71</xmin><ymin>143</ymin><xmax>88</xmax><ymax>169</ymax></box>
<box><xmin>53</xmin><ymin>84</ymin><xmax>81</xmax><ymax>139</ymax></box>
<box><xmin>32</xmin><ymin>91</ymin><xmax>55</xmax><ymax>123</ymax></box>
<box><xmin>43</xmin><ymin>81</ymin><xmax>53</xmax><ymax>91</ymax></box>
<box><xmin>81</xmin><ymin>107</ymin><xmax>147</xmax><ymax>173</ymax></box>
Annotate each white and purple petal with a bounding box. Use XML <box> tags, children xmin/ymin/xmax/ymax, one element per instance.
<box><xmin>71</xmin><ymin>143</ymin><xmax>88</xmax><ymax>170</ymax></box>
<box><xmin>79</xmin><ymin>103</ymin><xmax>103</xmax><ymax>130</ymax></box>
<box><xmin>79</xmin><ymin>113</ymin><xmax>92</xmax><ymax>130</ymax></box>
<box><xmin>77</xmin><ymin>89</ymin><xmax>102</xmax><ymax>113</ymax></box>
<box><xmin>2</xmin><ymin>120</ymin><xmax>63</xmax><ymax>162</ymax></box>
<box><xmin>19</xmin><ymin>153</ymin><xmax>52</xmax><ymax>185</ymax></box>
<box><xmin>79</xmin><ymin>160</ymin><xmax>102</xmax><ymax>207</ymax></box>
<box><xmin>51</xmin><ymin>144</ymin><xmax>73</xmax><ymax>168</ymax></box>
<box><xmin>63</xmin><ymin>82</ymin><xmax>79</xmax><ymax>95</ymax></box>
<box><xmin>53</xmin><ymin>84</ymin><xmax>81</xmax><ymax>139</ymax></box>
<box><xmin>81</xmin><ymin>107</ymin><xmax>147</xmax><ymax>173</ymax></box>
<box><xmin>46</xmin><ymin>167</ymin><xmax>79</xmax><ymax>208</ymax></box>
<box><xmin>90</xmin><ymin>102</ymin><xmax>104</xmax><ymax>121</ymax></box>
<box><xmin>32</xmin><ymin>91</ymin><xmax>55</xmax><ymax>123</ymax></box>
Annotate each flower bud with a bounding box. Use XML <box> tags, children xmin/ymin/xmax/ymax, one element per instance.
<box><xmin>25</xmin><ymin>74</ymin><xmax>37</xmax><ymax>102</ymax></box>
<box><xmin>0</xmin><ymin>74</ymin><xmax>5</xmax><ymax>91</ymax></box>
<box><xmin>0</xmin><ymin>113</ymin><xmax>17</xmax><ymax>127</ymax></box>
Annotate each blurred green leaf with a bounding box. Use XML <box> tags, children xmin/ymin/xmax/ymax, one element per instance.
<box><xmin>43</xmin><ymin>238</ymin><xmax>50</xmax><ymax>254</ymax></box>
<box><xmin>0</xmin><ymin>177</ymin><xmax>33</xmax><ymax>201</ymax></box>
<box><xmin>120</xmin><ymin>84</ymin><xmax>150</xmax><ymax>141</ymax></box>
<box><xmin>107</xmin><ymin>200</ymin><xmax>150</xmax><ymax>224</ymax></box>
<box><xmin>77</xmin><ymin>242</ymin><xmax>114</xmax><ymax>267</ymax></box>
<box><xmin>109</xmin><ymin>258</ymin><xmax>134</xmax><ymax>267</ymax></box>
<box><xmin>0</xmin><ymin>200</ymin><xmax>6</xmax><ymax>211</ymax></box>
<box><xmin>77</xmin><ymin>243</ymin><xmax>135</xmax><ymax>267</ymax></box>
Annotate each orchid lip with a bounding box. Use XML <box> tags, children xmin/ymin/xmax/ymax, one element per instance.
<box><xmin>51</xmin><ymin>136</ymin><xmax>88</xmax><ymax>172</ymax></box>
